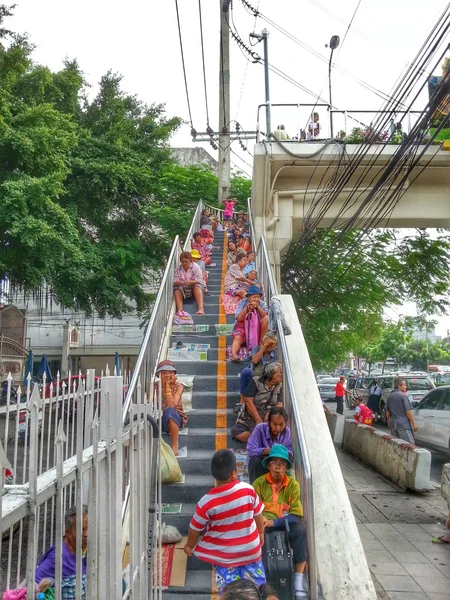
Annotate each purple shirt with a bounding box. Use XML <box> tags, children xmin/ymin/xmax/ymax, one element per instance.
<box><xmin>35</xmin><ymin>541</ymin><xmax>87</xmax><ymax>582</ymax></box>
<box><xmin>246</xmin><ymin>422</ymin><xmax>292</xmax><ymax>460</ymax></box>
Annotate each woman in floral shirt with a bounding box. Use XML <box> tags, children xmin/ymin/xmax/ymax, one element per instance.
<box><xmin>174</xmin><ymin>251</ymin><xmax>205</xmax><ymax>315</ymax></box>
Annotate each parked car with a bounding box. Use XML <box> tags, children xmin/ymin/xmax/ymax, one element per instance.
<box><xmin>427</xmin><ymin>364</ymin><xmax>450</xmax><ymax>373</ymax></box>
<box><xmin>359</xmin><ymin>373</ymin><xmax>435</xmax><ymax>425</ymax></box>
<box><xmin>316</xmin><ymin>373</ymin><xmax>332</xmax><ymax>383</ymax></box>
<box><xmin>413</xmin><ymin>385</ymin><xmax>450</xmax><ymax>452</ymax></box>
<box><xmin>317</xmin><ymin>377</ymin><xmax>340</xmax><ymax>401</ymax></box>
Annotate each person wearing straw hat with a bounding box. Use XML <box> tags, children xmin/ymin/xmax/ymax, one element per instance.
<box><xmin>155</xmin><ymin>360</ymin><xmax>187</xmax><ymax>456</ymax></box>
<box><xmin>253</xmin><ymin>445</ymin><xmax>310</xmax><ymax>599</ymax></box>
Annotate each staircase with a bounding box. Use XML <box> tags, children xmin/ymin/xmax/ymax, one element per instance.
<box><xmin>162</xmin><ymin>232</ymin><xmax>243</xmax><ymax>599</ymax></box>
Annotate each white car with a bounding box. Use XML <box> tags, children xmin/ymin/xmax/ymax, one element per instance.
<box><xmin>413</xmin><ymin>385</ymin><xmax>450</xmax><ymax>452</ymax></box>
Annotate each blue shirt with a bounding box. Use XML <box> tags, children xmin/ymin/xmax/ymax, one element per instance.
<box><xmin>243</xmin><ymin>261</ymin><xmax>256</xmax><ymax>275</ymax></box>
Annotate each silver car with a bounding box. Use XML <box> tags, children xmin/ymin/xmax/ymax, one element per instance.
<box><xmin>413</xmin><ymin>385</ymin><xmax>450</xmax><ymax>452</ymax></box>
<box><xmin>360</xmin><ymin>373</ymin><xmax>435</xmax><ymax>425</ymax></box>
<box><xmin>318</xmin><ymin>377</ymin><xmax>340</xmax><ymax>401</ymax></box>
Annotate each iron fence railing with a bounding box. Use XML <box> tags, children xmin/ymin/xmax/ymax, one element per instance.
<box><xmin>248</xmin><ymin>198</ymin><xmax>318</xmax><ymax>600</ymax></box>
<box><xmin>1</xmin><ymin>370</ymin><xmax>156</xmax><ymax>600</ymax></box>
<box><xmin>256</xmin><ymin>102</ymin><xmax>424</xmax><ymax>143</ymax></box>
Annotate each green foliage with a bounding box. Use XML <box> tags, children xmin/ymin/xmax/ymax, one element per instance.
<box><xmin>230</xmin><ymin>174</ymin><xmax>252</xmax><ymax>210</ymax></box>
<box><xmin>0</xmin><ymin>10</ymin><xmax>186</xmax><ymax>317</ymax></box>
<box><xmin>282</xmin><ymin>229</ymin><xmax>450</xmax><ymax>371</ymax></box>
<box><xmin>0</xmin><ymin>7</ymin><xmax>253</xmax><ymax>317</ymax></box>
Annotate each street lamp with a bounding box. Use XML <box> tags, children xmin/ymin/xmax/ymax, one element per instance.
<box><xmin>327</xmin><ymin>35</ymin><xmax>340</xmax><ymax>138</ymax></box>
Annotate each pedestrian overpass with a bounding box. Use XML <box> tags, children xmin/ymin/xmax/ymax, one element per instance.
<box><xmin>251</xmin><ymin>139</ymin><xmax>450</xmax><ymax>286</ymax></box>
<box><xmin>1</xmin><ymin>199</ymin><xmax>378</xmax><ymax>600</ymax></box>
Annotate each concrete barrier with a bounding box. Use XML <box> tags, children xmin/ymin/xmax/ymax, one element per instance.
<box><xmin>441</xmin><ymin>463</ymin><xmax>450</xmax><ymax>507</ymax></box>
<box><xmin>325</xmin><ymin>410</ymin><xmax>345</xmax><ymax>445</ymax></box>
<box><xmin>342</xmin><ymin>419</ymin><xmax>432</xmax><ymax>492</ymax></box>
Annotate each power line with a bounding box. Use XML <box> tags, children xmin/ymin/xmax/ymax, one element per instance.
<box><xmin>336</xmin><ymin>0</ymin><xmax>363</xmax><ymax>59</ymax></box>
<box><xmin>240</xmin><ymin>0</ymin><xmax>407</xmax><ymax>108</ymax></box>
<box><xmin>174</xmin><ymin>0</ymin><xmax>194</xmax><ymax>130</ymax></box>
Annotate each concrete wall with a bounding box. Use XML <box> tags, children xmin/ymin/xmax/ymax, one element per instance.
<box><xmin>280</xmin><ymin>296</ymin><xmax>376</xmax><ymax>600</ymax></box>
<box><xmin>342</xmin><ymin>419</ymin><xmax>432</xmax><ymax>492</ymax></box>
<box><xmin>325</xmin><ymin>410</ymin><xmax>345</xmax><ymax>445</ymax></box>
<box><xmin>441</xmin><ymin>464</ymin><xmax>450</xmax><ymax>507</ymax></box>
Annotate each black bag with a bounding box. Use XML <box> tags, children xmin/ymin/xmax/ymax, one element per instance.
<box><xmin>262</xmin><ymin>521</ymin><xmax>294</xmax><ymax>600</ymax></box>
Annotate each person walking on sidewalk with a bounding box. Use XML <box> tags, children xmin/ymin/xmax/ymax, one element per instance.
<box><xmin>334</xmin><ymin>376</ymin><xmax>346</xmax><ymax>415</ymax></box>
<box><xmin>385</xmin><ymin>376</ymin><xmax>418</xmax><ymax>444</ymax></box>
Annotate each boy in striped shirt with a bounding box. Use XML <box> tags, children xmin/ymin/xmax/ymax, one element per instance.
<box><xmin>184</xmin><ymin>449</ymin><xmax>266</xmax><ymax>593</ymax></box>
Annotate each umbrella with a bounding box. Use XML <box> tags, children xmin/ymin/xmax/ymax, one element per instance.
<box><xmin>23</xmin><ymin>350</ymin><xmax>33</xmax><ymax>385</ymax></box>
<box><xmin>114</xmin><ymin>352</ymin><xmax>120</xmax><ymax>376</ymax></box>
<box><xmin>38</xmin><ymin>355</ymin><xmax>53</xmax><ymax>382</ymax></box>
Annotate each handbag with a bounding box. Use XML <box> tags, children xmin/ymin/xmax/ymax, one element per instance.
<box><xmin>173</xmin><ymin>311</ymin><xmax>194</xmax><ymax>326</ymax></box>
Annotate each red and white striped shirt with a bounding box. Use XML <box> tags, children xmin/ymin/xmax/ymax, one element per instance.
<box><xmin>190</xmin><ymin>480</ymin><xmax>264</xmax><ymax>567</ymax></box>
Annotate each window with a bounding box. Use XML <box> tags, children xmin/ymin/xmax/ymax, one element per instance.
<box><xmin>439</xmin><ymin>391</ymin><xmax>450</xmax><ymax>411</ymax></box>
<box><xmin>381</xmin><ymin>378</ymin><xmax>393</xmax><ymax>390</ymax></box>
<box><xmin>418</xmin><ymin>390</ymin><xmax>442</xmax><ymax>410</ymax></box>
<box><xmin>404</xmin><ymin>377</ymin><xmax>434</xmax><ymax>391</ymax></box>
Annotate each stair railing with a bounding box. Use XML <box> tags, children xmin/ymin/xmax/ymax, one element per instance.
<box><xmin>249</xmin><ymin>200</ymin><xmax>318</xmax><ymax>600</ymax></box>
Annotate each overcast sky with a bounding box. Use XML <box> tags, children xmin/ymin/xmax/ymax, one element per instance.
<box><xmin>9</xmin><ymin>0</ymin><xmax>450</xmax><ymax>336</ymax></box>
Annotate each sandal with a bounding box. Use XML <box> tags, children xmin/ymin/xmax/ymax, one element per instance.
<box><xmin>432</xmin><ymin>536</ymin><xmax>450</xmax><ymax>544</ymax></box>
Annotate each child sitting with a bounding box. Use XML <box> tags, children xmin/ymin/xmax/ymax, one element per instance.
<box><xmin>192</xmin><ymin>232</ymin><xmax>212</xmax><ymax>266</ymax></box>
<box><xmin>354</xmin><ymin>398</ymin><xmax>374</xmax><ymax>425</ymax></box>
<box><xmin>184</xmin><ymin>449</ymin><xmax>266</xmax><ymax>594</ymax></box>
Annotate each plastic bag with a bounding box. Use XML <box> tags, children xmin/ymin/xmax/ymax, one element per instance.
<box><xmin>160</xmin><ymin>439</ymin><xmax>183</xmax><ymax>483</ymax></box>
<box><xmin>161</xmin><ymin>523</ymin><xmax>182</xmax><ymax>544</ymax></box>
<box><xmin>173</xmin><ymin>311</ymin><xmax>194</xmax><ymax>326</ymax></box>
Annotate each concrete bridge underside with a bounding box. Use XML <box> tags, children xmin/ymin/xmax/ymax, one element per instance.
<box><xmin>252</xmin><ymin>141</ymin><xmax>450</xmax><ymax>284</ymax></box>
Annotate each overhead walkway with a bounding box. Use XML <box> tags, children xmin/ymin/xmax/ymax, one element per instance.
<box><xmin>123</xmin><ymin>202</ymin><xmax>378</xmax><ymax>599</ymax></box>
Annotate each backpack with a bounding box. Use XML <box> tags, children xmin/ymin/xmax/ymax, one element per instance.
<box><xmin>173</xmin><ymin>311</ymin><xmax>194</xmax><ymax>326</ymax></box>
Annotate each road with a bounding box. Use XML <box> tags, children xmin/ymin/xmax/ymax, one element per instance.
<box><xmin>326</xmin><ymin>399</ymin><xmax>449</xmax><ymax>484</ymax></box>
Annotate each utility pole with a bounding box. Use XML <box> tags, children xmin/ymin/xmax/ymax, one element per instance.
<box><xmin>218</xmin><ymin>0</ymin><xmax>231</xmax><ymax>203</ymax></box>
<box><xmin>250</xmin><ymin>29</ymin><xmax>271</xmax><ymax>139</ymax></box>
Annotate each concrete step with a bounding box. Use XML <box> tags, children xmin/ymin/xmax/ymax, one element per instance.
<box><xmin>162</xmin><ymin>473</ymin><xmax>215</xmax><ymax>503</ymax></box>
<box><xmin>183</xmin><ymin>408</ymin><xmax>235</xmax><ymax>429</ymax></box>
<box><xmin>162</xmin><ymin>428</ymin><xmax>217</xmax><ymax>451</ymax></box>
<box><xmin>185</xmin><ymin>314</ymin><xmax>234</xmax><ymax>325</ymax></box>
<box><xmin>190</xmin><ymin>390</ymin><xmax>240</xmax><ymax>408</ymax></box>
<box><xmin>172</xmin><ymin>360</ymin><xmax>243</xmax><ymax>376</ymax></box>
<box><xmin>163</xmin><ymin>567</ymin><xmax>213</xmax><ymax>592</ymax></box>
<box><xmin>188</xmin><ymin>375</ymin><xmax>240</xmax><ymax>392</ymax></box>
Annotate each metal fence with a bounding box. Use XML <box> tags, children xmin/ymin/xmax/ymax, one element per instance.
<box><xmin>249</xmin><ymin>199</ymin><xmax>318</xmax><ymax>600</ymax></box>
<box><xmin>1</xmin><ymin>368</ymin><xmax>158</xmax><ymax>600</ymax></box>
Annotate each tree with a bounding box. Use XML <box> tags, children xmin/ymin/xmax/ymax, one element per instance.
<box><xmin>0</xmin><ymin>8</ymin><xmax>198</xmax><ymax>317</ymax></box>
<box><xmin>229</xmin><ymin>173</ymin><xmax>252</xmax><ymax>211</ymax></box>
<box><xmin>282</xmin><ymin>228</ymin><xmax>450</xmax><ymax>370</ymax></box>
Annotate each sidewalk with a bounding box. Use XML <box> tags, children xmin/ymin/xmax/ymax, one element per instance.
<box><xmin>337</xmin><ymin>447</ymin><xmax>450</xmax><ymax>600</ymax></box>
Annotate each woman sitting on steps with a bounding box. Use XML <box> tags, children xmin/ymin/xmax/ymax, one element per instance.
<box><xmin>154</xmin><ymin>360</ymin><xmax>187</xmax><ymax>456</ymax></box>
<box><xmin>173</xmin><ymin>251</ymin><xmax>205</xmax><ymax>315</ymax></box>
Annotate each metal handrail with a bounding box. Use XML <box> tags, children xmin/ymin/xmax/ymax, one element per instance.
<box><xmin>183</xmin><ymin>201</ymin><xmax>203</xmax><ymax>251</ymax></box>
<box><xmin>249</xmin><ymin>198</ymin><xmax>318</xmax><ymax>600</ymax></box>
<box><xmin>122</xmin><ymin>234</ymin><xmax>182</xmax><ymax>422</ymax></box>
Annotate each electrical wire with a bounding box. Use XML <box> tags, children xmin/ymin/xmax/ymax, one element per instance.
<box><xmin>174</xmin><ymin>0</ymin><xmax>194</xmax><ymax>129</ymax></box>
<box><xmin>335</xmin><ymin>0</ymin><xmax>363</xmax><ymax>60</ymax></box>
<box><xmin>239</xmin><ymin>0</ymin><xmax>407</xmax><ymax>108</ymax></box>
<box><xmin>198</xmin><ymin>0</ymin><xmax>211</xmax><ymax>127</ymax></box>
<box><xmin>284</xmin><ymin>8</ymin><xmax>450</xmax><ymax>294</ymax></box>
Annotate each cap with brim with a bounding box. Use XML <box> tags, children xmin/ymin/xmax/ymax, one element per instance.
<box><xmin>246</xmin><ymin>285</ymin><xmax>263</xmax><ymax>296</ymax></box>
<box><xmin>261</xmin><ymin>443</ymin><xmax>293</xmax><ymax>470</ymax></box>
<box><xmin>156</xmin><ymin>360</ymin><xmax>177</xmax><ymax>376</ymax></box>
<box><xmin>190</xmin><ymin>249</ymin><xmax>201</xmax><ymax>259</ymax></box>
